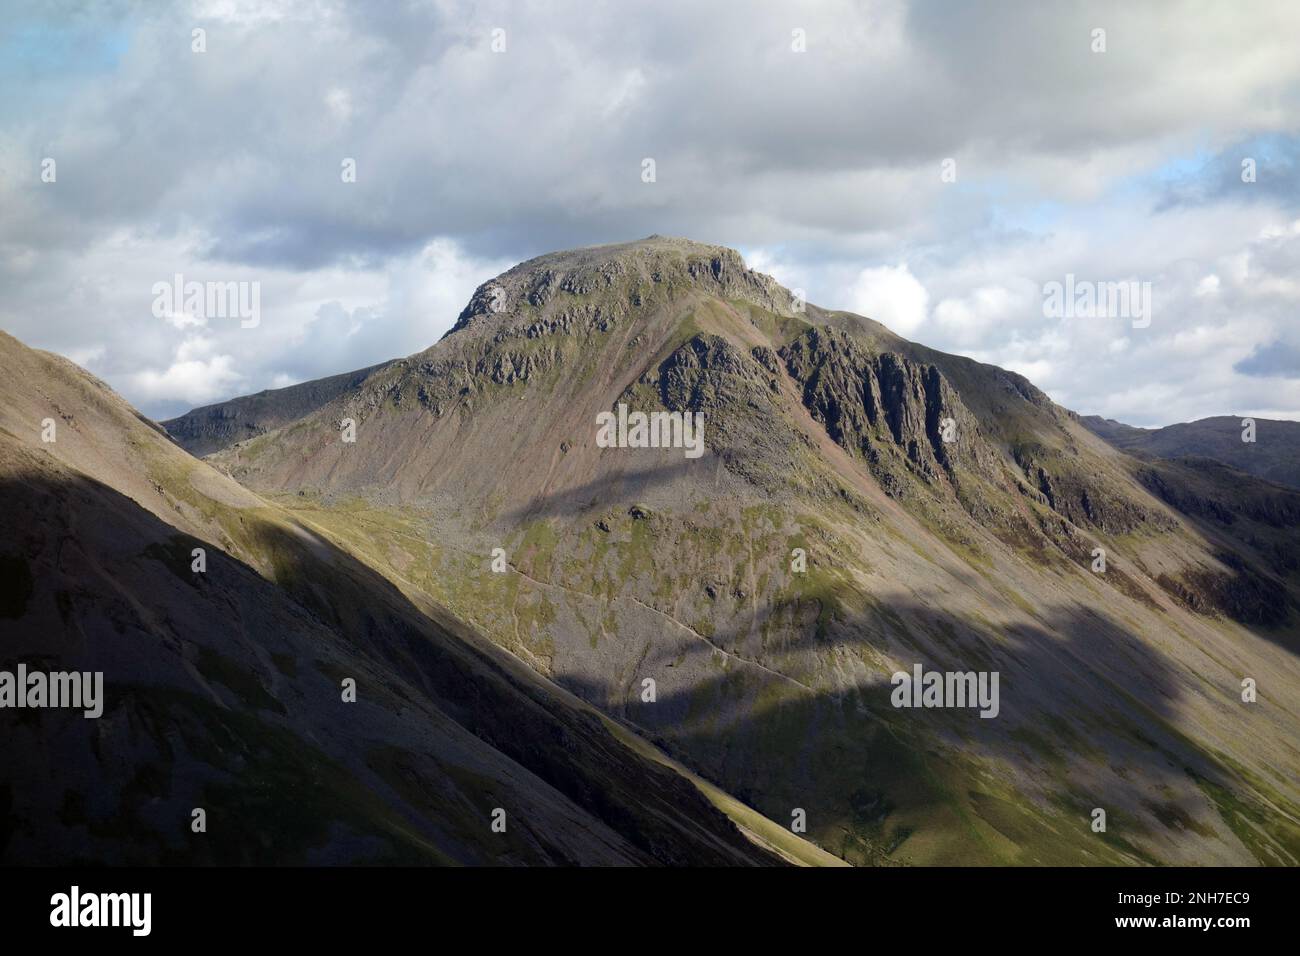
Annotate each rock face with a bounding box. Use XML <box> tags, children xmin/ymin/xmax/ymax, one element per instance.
<box><xmin>30</xmin><ymin>236</ymin><xmax>1300</xmax><ymax>867</ymax></box>
<box><xmin>780</xmin><ymin>327</ymin><xmax>998</xmax><ymax>489</ymax></box>
<box><xmin>646</xmin><ymin>334</ymin><xmax>809</xmax><ymax>490</ymax></box>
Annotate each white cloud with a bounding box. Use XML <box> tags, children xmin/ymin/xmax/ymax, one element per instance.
<box><xmin>324</xmin><ymin>87</ymin><xmax>353</xmax><ymax>123</ymax></box>
<box><xmin>161</xmin><ymin>311</ymin><xmax>208</xmax><ymax>330</ymax></box>
<box><xmin>601</xmin><ymin>69</ymin><xmax>647</xmax><ymax>120</ymax></box>
<box><xmin>1195</xmin><ymin>274</ymin><xmax>1221</xmax><ymax>296</ymax></box>
<box><xmin>0</xmin><ymin>224</ymin><xmax>506</xmax><ymax>417</ymax></box>
<box><xmin>848</xmin><ymin>264</ymin><xmax>929</xmax><ymax>337</ymax></box>
<box><xmin>66</xmin><ymin>345</ymin><xmax>106</xmax><ymax>368</ymax></box>
<box><xmin>932</xmin><ymin>285</ymin><xmax>1026</xmax><ymax>347</ymax></box>
<box><xmin>130</xmin><ymin>349</ymin><xmax>241</xmax><ymax>405</ymax></box>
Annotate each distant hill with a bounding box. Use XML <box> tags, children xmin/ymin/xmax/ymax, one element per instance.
<box><xmin>1081</xmin><ymin>414</ymin><xmax>1300</xmax><ymax>490</ymax></box>
<box><xmin>161</xmin><ymin>362</ymin><xmax>391</xmax><ymax>456</ymax></box>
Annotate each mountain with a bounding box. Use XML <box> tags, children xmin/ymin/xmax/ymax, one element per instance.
<box><xmin>1082</xmin><ymin>414</ymin><xmax>1300</xmax><ymax>491</ymax></box>
<box><xmin>0</xmin><ymin>329</ymin><xmax>835</xmax><ymax>866</ymax></box>
<box><xmin>182</xmin><ymin>236</ymin><xmax>1300</xmax><ymax>866</ymax></box>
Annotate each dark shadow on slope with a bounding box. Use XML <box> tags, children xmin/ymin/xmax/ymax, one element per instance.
<box><xmin>0</xmin><ymin>468</ymin><xmax>778</xmax><ymax>867</ymax></box>
<box><xmin>235</xmin><ymin>511</ymin><xmax>780</xmax><ymax>866</ymax></box>
<box><xmin>502</xmin><ymin>458</ymin><xmax>710</xmax><ymax>523</ymax></box>
<box><xmin>550</xmin><ymin>583</ymin><xmax>1300</xmax><ymax>866</ymax></box>
<box><xmin>1130</xmin><ymin>457</ymin><xmax>1300</xmax><ymax>653</ymax></box>
<box><xmin>479</xmin><ymin>408</ymin><xmax>1300</xmax><ymax>862</ymax></box>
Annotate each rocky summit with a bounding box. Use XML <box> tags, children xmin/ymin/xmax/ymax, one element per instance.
<box><xmin>6</xmin><ymin>236</ymin><xmax>1300</xmax><ymax>866</ymax></box>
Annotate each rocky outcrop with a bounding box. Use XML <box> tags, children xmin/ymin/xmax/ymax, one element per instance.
<box><xmin>778</xmin><ymin>327</ymin><xmax>996</xmax><ymax>492</ymax></box>
<box><xmin>1138</xmin><ymin>460</ymin><xmax>1300</xmax><ymax>529</ymax></box>
<box><xmin>1009</xmin><ymin>441</ymin><xmax>1169</xmax><ymax>535</ymax></box>
<box><xmin>641</xmin><ymin>334</ymin><xmax>812</xmax><ymax>493</ymax></box>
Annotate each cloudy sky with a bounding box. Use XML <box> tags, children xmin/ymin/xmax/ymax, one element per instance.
<box><xmin>2</xmin><ymin>0</ymin><xmax>1298</xmax><ymax>424</ymax></box>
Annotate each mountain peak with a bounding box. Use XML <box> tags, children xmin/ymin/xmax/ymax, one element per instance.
<box><xmin>446</xmin><ymin>235</ymin><xmax>795</xmax><ymax>338</ymax></box>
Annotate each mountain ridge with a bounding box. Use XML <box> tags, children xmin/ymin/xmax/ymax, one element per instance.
<box><xmin>1081</xmin><ymin>413</ymin><xmax>1300</xmax><ymax>491</ymax></box>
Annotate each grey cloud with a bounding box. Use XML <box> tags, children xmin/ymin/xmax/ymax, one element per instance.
<box><xmin>12</xmin><ymin>0</ymin><xmax>1299</xmax><ymax>266</ymax></box>
<box><xmin>1235</xmin><ymin>339</ymin><xmax>1300</xmax><ymax>379</ymax></box>
<box><xmin>2</xmin><ymin>0</ymin><xmax>1299</xmax><ymax>423</ymax></box>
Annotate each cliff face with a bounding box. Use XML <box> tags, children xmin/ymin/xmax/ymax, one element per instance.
<box><xmin>159</xmin><ymin>237</ymin><xmax>1300</xmax><ymax>866</ymax></box>
<box><xmin>780</xmin><ymin>326</ymin><xmax>996</xmax><ymax>488</ymax></box>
